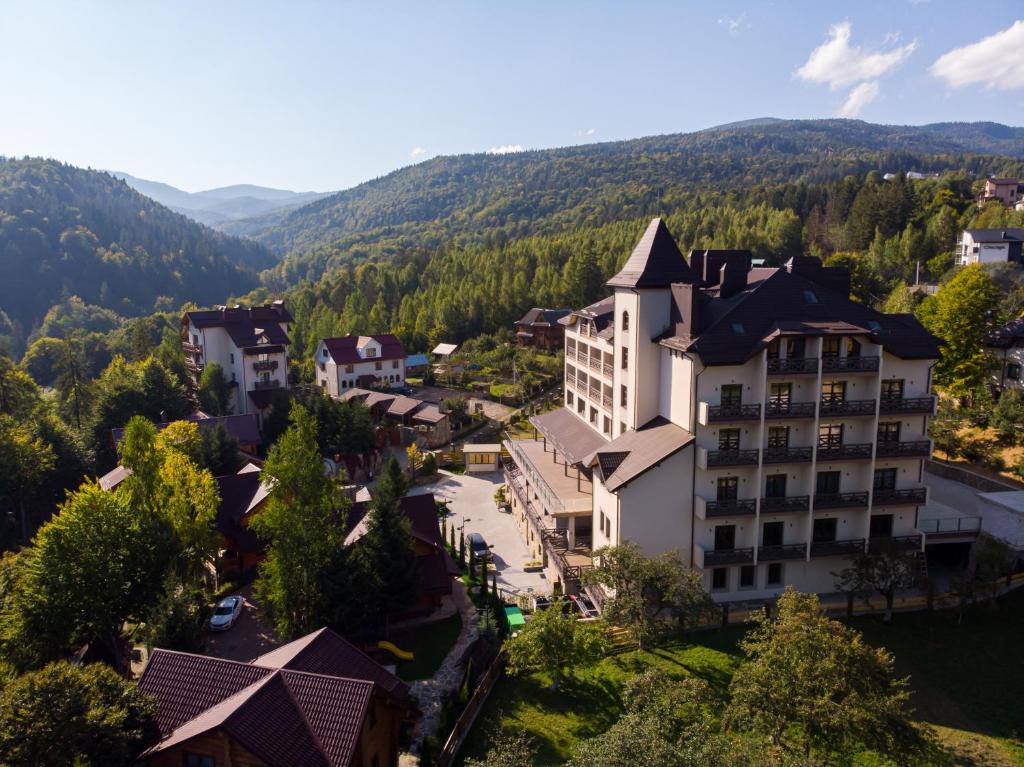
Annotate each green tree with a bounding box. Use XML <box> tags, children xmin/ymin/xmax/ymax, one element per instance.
<box><xmin>0</xmin><ymin>416</ymin><xmax>56</xmax><ymax>544</ymax></box>
<box><xmin>0</xmin><ymin>661</ymin><xmax>157</xmax><ymax>766</ymax></box>
<box><xmin>725</xmin><ymin>589</ymin><xmax>926</xmax><ymax>761</ymax></box>
<box><xmin>464</xmin><ymin>728</ymin><xmax>537</xmax><ymax>767</ymax></box>
<box><xmin>251</xmin><ymin>405</ymin><xmax>343</xmax><ymax>638</ymax></box>
<box><xmin>199</xmin><ymin>423</ymin><xmax>243</xmax><ymax>475</ymax></box>
<box><xmin>198</xmin><ymin>361</ymin><xmax>231</xmax><ymax>415</ymax></box>
<box><xmin>991</xmin><ymin>389</ymin><xmax>1024</xmax><ymax>444</ymax></box>
<box><xmin>833</xmin><ymin>539</ymin><xmax>918</xmax><ymax>623</ymax></box>
<box><xmin>504</xmin><ymin>603</ymin><xmax>605</xmax><ymax>690</ymax></box>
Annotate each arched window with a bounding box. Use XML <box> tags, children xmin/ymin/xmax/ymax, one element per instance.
<box><xmin>622</xmin><ymin>311</ymin><xmax>629</xmax><ymax>331</ymax></box>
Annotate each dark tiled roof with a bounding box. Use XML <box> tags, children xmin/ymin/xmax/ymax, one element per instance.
<box><xmin>607</xmin><ymin>218</ymin><xmax>695</xmax><ymax>289</ymax></box>
<box><xmin>990</xmin><ymin>316</ymin><xmax>1024</xmax><ymax>347</ymax></box>
<box><xmin>112</xmin><ymin>412</ymin><xmax>261</xmax><ymax>448</ymax></box>
<box><xmin>186</xmin><ymin>305</ymin><xmax>292</xmax><ymax>349</ymax></box>
<box><xmin>517</xmin><ymin>307</ymin><xmax>572</xmax><ymax>326</ymax></box>
<box><xmin>215</xmin><ymin>468</ymin><xmax>271</xmax><ymax>554</ymax></box>
<box><xmin>529</xmin><ymin>407</ymin><xmax>608</xmax><ymax>466</ymax></box>
<box><xmin>322</xmin><ymin>335</ymin><xmax>406</xmax><ymax>364</ymax></box>
<box><xmin>562</xmin><ymin>295</ymin><xmax>616</xmax><ymax>339</ymax></box>
<box><xmin>587</xmin><ymin>417</ymin><xmax>695</xmax><ymax>492</ymax></box>
<box><xmin>964</xmin><ymin>228</ymin><xmax>1024</xmax><ymax>243</ymax></box>
<box><xmin>411</xmin><ymin>404</ymin><xmax>447</xmax><ymax>424</ymax></box>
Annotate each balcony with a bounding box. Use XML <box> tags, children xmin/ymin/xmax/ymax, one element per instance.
<box><xmin>814</xmin><ymin>492</ymin><xmax>870</xmax><ymax>510</ymax></box>
<box><xmin>819</xmin><ymin>398</ymin><xmax>876</xmax><ymax>417</ymax></box>
<box><xmin>878</xmin><ymin>396</ymin><xmax>937</xmax><ymax>415</ymax></box>
<box><xmin>703</xmin><ymin>402</ymin><xmax>762</xmax><ymax>423</ymax></box>
<box><xmin>919</xmin><ymin>516</ymin><xmax>981</xmax><ymax>539</ymax></box>
<box><xmin>764</xmin><ymin>401</ymin><xmax>816</xmax><ymax>419</ymax></box>
<box><xmin>875</xmin><ymin>440</ymin><xmax>932</xmax><ymax>459</ymax></box>
<box><xmin>810</xmin><ymin>538</ymin><xmax>866</xmax><ymax>557</ymax></box>
<box><xmin>703</xmin><ymin>448</ymin><xmax>760</xmax><ymax>468</ymax></box>
<box><xmin>821</xmin><ymin>355</ymin><xmax>880</xmax><ymax>373</ymax></box>
<box><xmin>698</xmin><ymin>497</ymin><xmax>757</xmax><ymax>519</ymax></box>
<box><xmin>181</xmin><ymin>342</ymin><xmax>203</xmax><ymax>355</ymax></box>
<box><xmin>702</xmin><ymin>546</ymin><xmax>755</xmax><ymax>566</ymax></box>
<box><xmin>252</xmin><ymin>359</ymin><xmax>279</xmax><ymax>373</ymax></box>
<box><xmin>872</xmin><ymin>487</ymin><xmax>928</xmax><ymax>506</ymax></box>
<box><xmin>816</xmin><ymin>442</ymin><xmax>873</xmax><ymax>461</ymax></box>
<box><xmin>759</xmin><ymin>495</ymin><xmax>810</xmax><ymax>514</ymax></box>
<box><xmin>762</xmin><ymin>446</ymin><xmax>813</xmax><ymax>464</ymax></box>
<box><xmin>601</xmin><ymin>392</ymin><xmax>612</xmax><ymax>408</ymax></box>
<box><xmin>252</xmin><ymin>379</ymin><xmax>282</xmax><ymax>391</ymax></box>
<box><xmin>869</xmin><ymin>534</ymin><xmax>922</xmax><ymax>552</ymax></box>
<box><xmin>767</xmin><ymin>357</ymin><xmax>818</xmax><ymax>376</ymax></box>
<box><xmin>757</xmin><ymin>543</ymin><xmax>807</xmax><ymax>561</ymax></box>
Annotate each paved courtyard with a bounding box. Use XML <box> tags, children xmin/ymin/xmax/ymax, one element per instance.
<box><xmin>411</xmin><ymin>384</ymin><xmax>516</xmax><ymax>422</ymax></box>
<box><xmin>409</xmin><ymin>470</ymin><xmax>549</xmax><ymax>596</ymax></box>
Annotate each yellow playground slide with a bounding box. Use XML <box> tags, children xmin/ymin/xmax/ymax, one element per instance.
<box><xmin>376</xmin><ymin>640</ymin><xmax>414</xmax><ymax>661</ymax></box>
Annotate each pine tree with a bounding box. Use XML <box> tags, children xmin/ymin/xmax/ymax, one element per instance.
<box><xmin>459</xmin><ymin>528</ymin><xmax>466</xmax><ymax>569</ymax></box>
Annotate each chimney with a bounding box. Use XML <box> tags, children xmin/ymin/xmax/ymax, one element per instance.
<box><xmin>719</xmin><ymin>261</ymin><xmax>746</xmax><ymax>299</ymax></box>
<box><xmin>671</xmin><ymin>283</ymin><xmax>701</xmax><ymax>339</ymax></box>
<box><xmin>687</xmin><ymin>250</ymin><xmax>705</xmax><ymax>283</ymax></box>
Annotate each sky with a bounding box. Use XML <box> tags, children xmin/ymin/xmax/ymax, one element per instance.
<box><xmin>1</xmin><ymin>1</ymin><xmax>1022</xmax><ymax>193</ymax></box>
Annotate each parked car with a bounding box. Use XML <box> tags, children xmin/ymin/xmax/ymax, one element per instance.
<box><xmin>467</xmin><ymin>532</ymin><xmax>493</xmax><ymax>561</ymax></box>
<box><xmin>208</xmin><ymin>596</ymin><xmax>244</xmax><ymax>632</ymax></box>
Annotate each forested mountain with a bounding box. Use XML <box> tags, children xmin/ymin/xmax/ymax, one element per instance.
<box><xmin>239</xmin><ymin>118</ymin><xmax>1024</xmax><ymax>286</ymax></box>
<box><xmin>0</xmin><ymin>158</ymin><xmax>277</xmax><ymax>349</ymax></box>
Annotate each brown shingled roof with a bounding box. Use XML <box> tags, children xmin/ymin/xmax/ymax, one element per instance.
<box><xmin>606</xmin><ymin>218</ymin><xmax>695</xmax><ymax>289</ymax></box>
<box><xmin>586</xmin><ymin>417</ymin><xmax>695</xmax><ymax>492</ymax></box>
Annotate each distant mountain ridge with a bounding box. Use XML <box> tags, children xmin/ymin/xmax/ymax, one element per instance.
<box><xmin>109</xmin><ymin>172</ymin><xmax>331</xmax><ymax>228</ymax></box>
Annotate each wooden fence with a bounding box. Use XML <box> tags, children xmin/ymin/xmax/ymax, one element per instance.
<box><xmin>433</xmin><ymin>648</ymin><xmax>507</xmax><ymax>767</ymax></box>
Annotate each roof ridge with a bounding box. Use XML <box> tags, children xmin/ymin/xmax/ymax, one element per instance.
<box><xmin>275</xmin><ymin>670</ymin><xmax>336</xmax><ymax>766</ymax></box>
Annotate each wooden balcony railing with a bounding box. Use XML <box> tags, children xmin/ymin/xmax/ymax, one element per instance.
<box><xmin>757</xmin><ymin>543</ymin><xmax>807</xmax><ymax>561</ymax></box>
<box><xmin>872</xmin><ymin>487</ymin><xmax>928</xmax><ymax>506</ymax></box>
<box><xmin>878</xmin><ymin>396</ymin><xmax>936</xmax><ymax>415</ymax></box>
<box><xmin>767</xmin><ymin>357</ymin><xmax>818</xmax><ymax>375</ymax></box>
<box><xmin>813</xmin><ymin>492</ymin><xmax>869</xmax><ymax>510</ymax></box>
<box><xmin>706</xmin><ymin>449</ymin><xmax>760</xmax><ymax>467</ymax></box>
<box><xmin>816</xmin><ymin>442</ymin><xmax>873</xmax><ymax>461</ymax></box>
<box><xmin>703</xmin><ymin>547</ymin><xmax>755</xmax><ymax>566</ymax></box>
<box><xmin>819</xmin><ymin>398</ymin><xmax>876</xmax><ymax>417</ymax></box>
<box><xmin>875</xmin><ymin>441</ymin><xmax>931</xmax><ymax>458</ymax></box>
<box><xmin>762</xmin><ymin>446</ymin><xmax>813</xmax><ymax>464</ymax></box>
<box><xmin>821</xmin><ymin>355</ymin><xmax>880</xmax><ymax>373</ymax></box>
<box><xmin>764</xmin><ymin>401</ymin><xmax>816</xmax><ymax>419</ymax></box>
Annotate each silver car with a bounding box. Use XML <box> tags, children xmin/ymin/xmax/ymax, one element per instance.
<box><xmin>208</xmin><ymin>596</ymin><xmax>244</xmax><ymax>632</ymax></box>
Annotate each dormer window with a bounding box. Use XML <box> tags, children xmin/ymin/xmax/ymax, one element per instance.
<box><xmin>365</xmin><ymin>348</ymin><xmax>377</xmax><ymax>358</ymax></box>
<box><xmin>622</xmin><ymin>311</ymin><xmax>629</xmax><ymax>331</ymax></box>
<box><xmin>803</xmin><ymin>290</ymin><xmax>818</xmax><ymax>304</ymax></box>
<box><xmin>731</xmin><ymin>323</ymin><xmax>745</xmax><ymax>334</ymax></box>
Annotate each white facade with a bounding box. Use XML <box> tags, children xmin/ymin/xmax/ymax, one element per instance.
<box><xmin>315</xmin><ymin>336</ymin><xmax>406</xmax><ymax>396</ymax></box>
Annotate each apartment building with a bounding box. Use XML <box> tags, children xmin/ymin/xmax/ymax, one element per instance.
<box><xmin>957</xmin><ymin>228</ymin><xmax>1024</xmax><ymax>266</ymax></box>
<box><xmin>315</xmin><ymin>334</ymin><xmax>407</xmax><ymax>395</ymax></box>
<box><xmin>181</xmin><ymin>302</ymin><xmax>291</xmax><ymax>417</ymax></box>
<box><xmin>978</xmin><ymin>177</ymin><xmax>1023</xmax><ymax>208</ymax></box>
<box><xmin>504</xmin><ymin>218</ymin><xmax>940</xmax><ymax>602</ymax></box>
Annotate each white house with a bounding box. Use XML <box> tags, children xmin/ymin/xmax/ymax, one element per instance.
<box><xmin>315</xmin><ymin>334</ymin><xmax>407</xmax><ymax>396</ymax></box>
<box><xmin>181</xmin><ymin>302</ymin><xmax>291</xmax><ymax>418</ymax></box>
<box><xmin>504</xmin><ymin>219</ymin><xmax>941</xmax><ymax>603</ymax></box>
<box><xmin>978</xmin><ymin>178</ymin><xmax>1023</xmax><ymax>208</ymax></box>
<box><xmin>957</xmin><ymin>228</ymin><xmax>1024</xmax><ymax>266</ymax></box>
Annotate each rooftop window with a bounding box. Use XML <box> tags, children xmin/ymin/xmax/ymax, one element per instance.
<box><xmin>803</xmin><ymin>290</ymin><xmax>818</xmax><ymax>304</ymax></box>
<box><xmin>731</xmin><ymin>323</ymin><xmax>745</xmax><ymax>334</ymax></box>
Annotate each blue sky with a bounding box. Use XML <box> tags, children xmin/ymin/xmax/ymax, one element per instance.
<box><xmin>1</xmin><ymin>1</ymin><xmax>1021</xmax><ymax>193</ymax></box>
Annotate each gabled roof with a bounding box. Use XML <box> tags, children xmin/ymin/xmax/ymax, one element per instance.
<box><xmin>606</xmin><ymin>218</ymin><xmax>695</xmax><ymax>289</ymax></box>
<box><xmin>516</xmin><ymin>307</ymin><xmax>572</xmax><ymax>326</ymax></box>
<box><xmin>432</xmin><ymin>342</ymin><xmax>458</xmax><ymax>356</ymax></box>
<box><xmin>215</xmin><ymin>465</ymin><xmax>273</xmax><ymax>554</ymax></box>
<box><xmin>411</xmin><ymin>404</ymin><xmax>447</xmax><ymax>424</ymax></box>
<box><xmin>586</xmin><ymin>417</ymin><xmax>694</xmax><ymax>492</ymax></box>
<box><xmin>964</xmin><ymin>228</ymin><xmax>1024</xmax><ymax>243</ymax></box>
<box><xmin>321</xmin><ymin>334</ymin><xmax>406</xmax><ymax>365</ymax></box>
<box><xmin>98</xmin><ymin>464</ymin><xmax>132</xmax><ymax>491</ymax></box>
<box><xmin>186</xmin><ymin>304</ymin><xmax>292</xmax><ymax>349</ymax></box>
<box><xmin>561</xmin><ymin>295</ymin><xmax>615</xmax><ymax>339</ymax></box>
<box><xmin>340</xmin><ymin>387</ymin><xmax>397</xmax><ymax>409</ymax></box>
<box><xmin>387</xmin><ymin>395</ymin><xmax>424</xmax><ymax>417</ymax></box>
<box><xmin>530</xmin><ymin>406</ymin><xmax>608</xmax><ymax>466</ymax></box>
<box><xmin>989</xmin><ymin>316</ymin><xmax>1024</xmax><ymax>347</ymax></box>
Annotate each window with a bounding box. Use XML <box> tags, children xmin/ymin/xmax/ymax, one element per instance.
<box><xmin>589</xmin><ymin>406</ymin><xmax>598</xmax><ymax>425</ymax></box>
<box><xmin>870</xmin><ymin>514</ymin><xmax>894</xmax><ymax>538</ymax></box>
<box><xmin>739</xmin><ymin>565</ymin><xmax>755</xmax><ymax>589</ymax></box>
<box><xmin>714</xmin><ymin>525</ymin><xmax>736</xmax><ymax>551</ymax></box>
<box><xmin>577</xmin><ymin>398</ymin><xmax>585</xmax><ymax>415</ymax></box>
<box><xmin>821</xmin><ymin>337</ymin><xmax>839</xmax><ymax>358</ymax></box>
<box><xmin>365</xmin><ymin>348</ymin><xmax>377</xmax><ymax>358</ymax></box>
<box><xmin>1008</xmin><ymin>363</ymin><xmax>1021</xmax><ymax>381</ymax></box>
<box><xmin>711</xmin><ymin>568</ymin><xmax>728</xmax><ymax>591</ymax></box>
<box><xmin>184</xmin><ymin>755</ymin><xmax>215</xmax><ymax>767</ymax></box>
<box><xmin>721</xmin><ymin>384</ymin><xmax>743</xmax><ymax>408</ymax></box>
<box><xmin>392</xmin><ymin>359</ymin><xmax>399</xmax><ymax>368</ymax></box>
<box><xmin>767</xmin><ymin>339</ymin><xmax>780</xmax><ymax>359</ymax></box>
<box><xmin>873</xmin><ymin>468</ymin><xmax>897</xmax><ymax>491</ymax></box>
<box><xmin>766</xmin><ymin>562</ymin><xmax>783</xmax><ymax>586</ymax></box>
<box><xmin>602</xmin><ymin>416</ymin><xmax>611</xmax><ymax>436</ymax></box>
<box><xmin>345</xmin><ymin>364</ymin><xmax>354</xmax><ymax>374</ymax></box>
<box><xmin>803</xmin><ymin>290</ymin><xmax>818</xmax><ymax>304</ymax></box>
<box><xmin>845</xmin><ymin>337</ymin><xmax>861</xmax><ymax>358</ymax></box>
<box><xmin>621</xmin><ymin>347</ymin><xmax>628</xmax><ymax>370</ymax></box>
<box><xmin>820</xmin><ymin>380</ymin><xmax>846</xmax><ymax>402</ymax></box>
<box><xmin>375</xmin><ymin>360</ymin><xmax>382</xmax><ymax>371</ymax></box>
<box><xmin>620</xmin><ymin>421</ymin><xmax>627</xmax><ymax>435</ymax></box>
<box><xmin>192</xmin><ymin>333</ymin><xmax>199</xmax><ymax>345</ymax></box>
<box><xmin>765</xmin><ymin>473</ymin><xmax>787</xmax><ymax>498</ymax></box>
<box><xmin>812</xmin><ymin>517</ymin><xmax>837</xmax><ymax>543</ymax></box>
<box><xmin>718</xmin><ymin>428</ymin><xmax>740</xmax><ymax>451</ymax></box>
<box><xmin>785</xmin><ymin>337</ymin><xmax>805</xmax><ymax>358</ymax></box>
<box><xmin>622</xmin><ymin>311</ymin><xmax>629</xmax><ymax>331</ymax></box>
<box><xmin>818</xmin><ymin>423</ymin><xmax>843</xmax><ymax>449</ymax></box>
<box><xmin>762</xmin><ymin>521</ymin><xmax>784</xmax><ymax>547</ymax></box>
<box><xmin>318</xmin><ymin>362</ymin><xmax>325</xmax><ymax>372</ymax></box>
<box><xmin>768</xmin><ymin>382</ymin><xmax>791</xmax><ymax>406</ymax></box>
<box><xmin>620</xmin><ymin>385</ymin><xmax>627</xmax><ymax>407</ymax></box>
<box><xmin>881</xmin><ymin>379</ymin><xmax>904</xmax><ymax>401</ymax></box>
<box><xmin>322</xmin><ymin>348</ymin><xmax>328</xmax><ymax>358</ymax></box>
<box><xmin>877</xmin><ymin>422</ymin><xmax>901</xmax><ymax>443</ymax></box>
<box><xmin>767</xmin><ymin>426</ymin><xmax>789</xmax><ymax>448</ymax></box>
<box><xmin>717</xmin><ymin>476</ymin><xmax>739</xmax><ymax>501</ymax></box>
<box><xmin>341</xmin><ymin>380</ymin><xmax>348</xmax><ymax>389</ymax></box>
<box><xmin>816</xmin><ymin>470</ymin><xmax>841</xmax><ymax>495</ymax></box>
<box><xmin>567</xmin><ymin>391</ymin><xmax>574</xmax><ymax>406</ymax></box>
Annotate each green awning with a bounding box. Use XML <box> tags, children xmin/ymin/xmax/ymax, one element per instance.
<box><xmin>504</xmin><ymin>606</ymin><xmax>526</xmax><ymax>629</ymax></box>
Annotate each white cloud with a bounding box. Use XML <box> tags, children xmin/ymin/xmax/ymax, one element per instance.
<box><xmin>717</xmin><ymin>12</ymin><xmax>748</xmax><ymax>35</ymax></box>
<box><xmin>576</xmin><ymin>128</ymin><xmax>596</xmax><ymax>138</ymax></box>
<box><xmin>796</xmin><ymin>21</ymin><xmax>916</xmax><ymax>90</ymax></box>
<box><xmin>409</xmin><ymin>147</ymin><xmax>426</xmax><ymax>158</ymax></box>
<box><xmin>931</xmin><ymin>20</ymin><xmax>1024</xmax><ymax>91</ymax></box>
<box><xmin>839</xmin><ymin>81</ymin><xmax>880</xmax><ymax>117</ymax></box>
<box><xmin>486</xmin><ymin>144</ymin><xmax>524</xmax><ymax>155</ymax></box>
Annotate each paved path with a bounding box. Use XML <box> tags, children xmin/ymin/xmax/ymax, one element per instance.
<box><xmin>204</xmin><ymin>585</ymin><xmax>280</xmax><ymax>662</ymax></box>
<box><xmin>410</xmin><ymin>470</ymin><xmax>548</xmax><ymax>595</ymax></box>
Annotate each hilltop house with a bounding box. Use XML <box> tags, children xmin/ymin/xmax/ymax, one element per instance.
<box><xmin>315</xmin><ymin>335</ymin><xmax>407</xmax><ymax>395</ymax></box>
<box><xmin>978</xmin><ymin>177</ymin><xmax>1023</xmax><ymax>208</ymax></box>
<box><xmin>138</xmin><ymin>628</ymin><xmax>417</xmax><ymax>767</ymax></box>
<box><xmin>181</xmin><ymin>302</ymin><xmax>292</xmax><ymax>419</ymax></box>
<box><xmin>504</xmin><ymin>218</ymin><xmax>940</xmax><ymax>602</ymax></box>
<box><xmin>515</xmin><ymin>307</ymin><xmax>572</xmax><ymax>351</ymax></box>
<box><xmin>958</xmin><ymin>228</ymin><xmax>1024</xmax><ymax>266</ymax></box>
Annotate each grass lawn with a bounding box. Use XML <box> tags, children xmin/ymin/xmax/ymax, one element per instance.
<box><xmin>456</xmin><ymin>591</ymin><xmax>1024</xmax><ymax>766</ymax></box>
<box><xmin>388</xmin><ymin>613</ymin><xmax>463</xmax><ymax>681</ymax></box>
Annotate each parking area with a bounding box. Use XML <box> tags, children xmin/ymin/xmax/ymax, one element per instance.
<box><xmin>409</xmin><ymin>470</ymin><xmax>548</xmax><ymax>595</ymax></box>
<box><xmin>204</xmin><ymin>585</ymin><xmax>280</xmax><ymax>662</ymax></box>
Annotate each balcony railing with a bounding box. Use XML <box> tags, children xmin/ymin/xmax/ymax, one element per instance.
<box><xmin>252</xmin><ymin>359</ymin><xmax>279</xmax><ymax>372</ymax></box>
<box><xmin>764</xmin><ymin>401</ymin><xmax>816</xmax><ymax>419</ymax></box>
<box><xmin>703</xmin><ymin>498</ymin><xmax>757</xmax><ymax>517</ymax></box>
<box><xmin>706</xmin><ymin>449</ymin><xmax>760</xmax><ymax>467</ymax></box>
<box><xmin>821</xmin><ymin>355</ymin><xmax>880</xmax><ymax>373</ymax></box>
<box><xmin>602</xmin><ymin>362</ymin><xmax>613</xmax><ymax>377</ymax></box>
<box><xmin>706</xmin><ymin>403</ymin><xmax>762</xmax><ymax>422</ymax></box>
<box><xmin>252</xmin><ymin>379</ymin><xmax>281</xmax><ymax>391</ymax></box>
<box><xmin>601</xmin><ymin>393</ymin><xmax>612</xmax><ymax>408</ymax></box>
<box><xmin>810</xmin><ymin>538</ymin><xmax>866</xmax><ymax>557</ymax></box>
<box><xmin>872</xmin><ymin>487</ymin><xmax>928</xmax><ymax>506</ymax></box>
<box><xmin>875</xmin><ymin>440</ymin><xmax>931</xmax><ymax>459</ymax></box>
<box><xmin>762</xmin><ymin>446</ymin><xmax>813</xmax><ymax>464</ymax></box>
<box><xmin>878</xmin><ymin>396</ymin><xmax>936</xmax><ymax>415</ymax></box>
<box><xmin>816</xmin><ymin>442</ymin><xmax>873</xmax><ymax>461</ymax></box>
<box><xmin>767</xmin><ymin>357</ymin><xmax>818</xmax><ymax>375</ymax></box>
<box><xmin>819</xmin><ymin>398</ymin><xmax>876</xmax><ymax>417</ymax></box>
<box><xmin>703</xmin><ymin>547</ymin><xmax>755</xmax><ymax>566</ymax></box>
<box><xmin>757</xmin><ymin>543</ymin><xmax>807</xmax><ymax>561</ymax></box>
<box><xmin>813</xmin><ymin>492</ymin><xmax>870</xmax><ymax>510</ymax></box>
<box><xmin>868</xmin><ymin>534</ymin><xmax>922</xmax><ymax>552</ymax></box>
<box><xmin>759</xmin><ymin>495</ymin><xmax>810</xmax><ymax>513</ymax></box>
<box><xmin>919</xmin><ymin>517</ymin><xmax>981</xmax><ymax>537</ymax></box>
<box><xmin>181</xmin><ymin>342</ymin><xmax>203</xmax><ymax>355</ymax></box>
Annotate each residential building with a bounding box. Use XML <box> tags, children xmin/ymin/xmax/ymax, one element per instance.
<box><xmin>139</xmin><ymin>627</ymin><xmax>417</xmax><ymax>767</ymax></box>
<box><xmin>315</xmin><ymin>335</ymin><xmax>407</xmax><ymax>395</ymax></box>
<box><xmin>340</xmin><ymin>387</ymin><xmax>452</xmax><ymax>448</ymax></box>
<box><xmin>515</xmin><ymin>307</ymin><xmax>572</xmax><ymax>351</ymax></box>
<box><xmin>216</xmin><ymin>463</ymin><xmax>273</xmax><ymax>573</ymax></box>
<box><xmin>112</xmin><ymin>412</ymin><xmax>263</xmax><ymax>456</ymax></box>
<box><xmin>978</xmin><ymin>177</ymin><xmax>1023</xmax><ymax>208</ymax></box>
<box><xmin>504</xmin><ymin>218</ymin><xmax>940</xmax><ymax>602</ymax></box>
<box><xmin>181</xmin><ymin>302</ymin><xmax>292</xmax><ymax>418</ymax></box>
<box><xmin>988</xmin><ymin>316</ymin><xmax>1024</xmax><ymax>392</ymax></box>
<box><xmin>957</xmin><ymin>228</ymin><xmax>1024</xmax><ymax>266</ymax></box>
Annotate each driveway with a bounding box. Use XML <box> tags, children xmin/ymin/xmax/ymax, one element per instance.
<box><xmin>204</xmin><ymin>584</ymin><xmax>281</xmax><ymax>662</ymax></box>
<box><xmin>409</xmin><ymin>470</ymin><xmax>548</xmax><ymax>595</ymax></box>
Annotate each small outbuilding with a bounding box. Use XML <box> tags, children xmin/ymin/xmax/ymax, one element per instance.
<box><xmin>463</xmin><ymin>443</ymin><xmax>502</xmax><ymax>473</ymax></box>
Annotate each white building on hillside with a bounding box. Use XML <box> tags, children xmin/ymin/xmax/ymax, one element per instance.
<box><xmin>505</xmin><ymin>219</ymin><xmax>941</xmax><ymax>603</ymax></box>
<box><xmin>957</xmin><ymin>228</ymin><xmax>1024</xmax><ymax>266</ymax></box>
<box><xmin>181</xmin><ymin>302</ymin><xmax>291</xmax><ymax>418</ymax></box>
<box><xmin>315</xmin><ymin>334</ymin><xmax>407</xmax><ymax>396</ymax></box>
